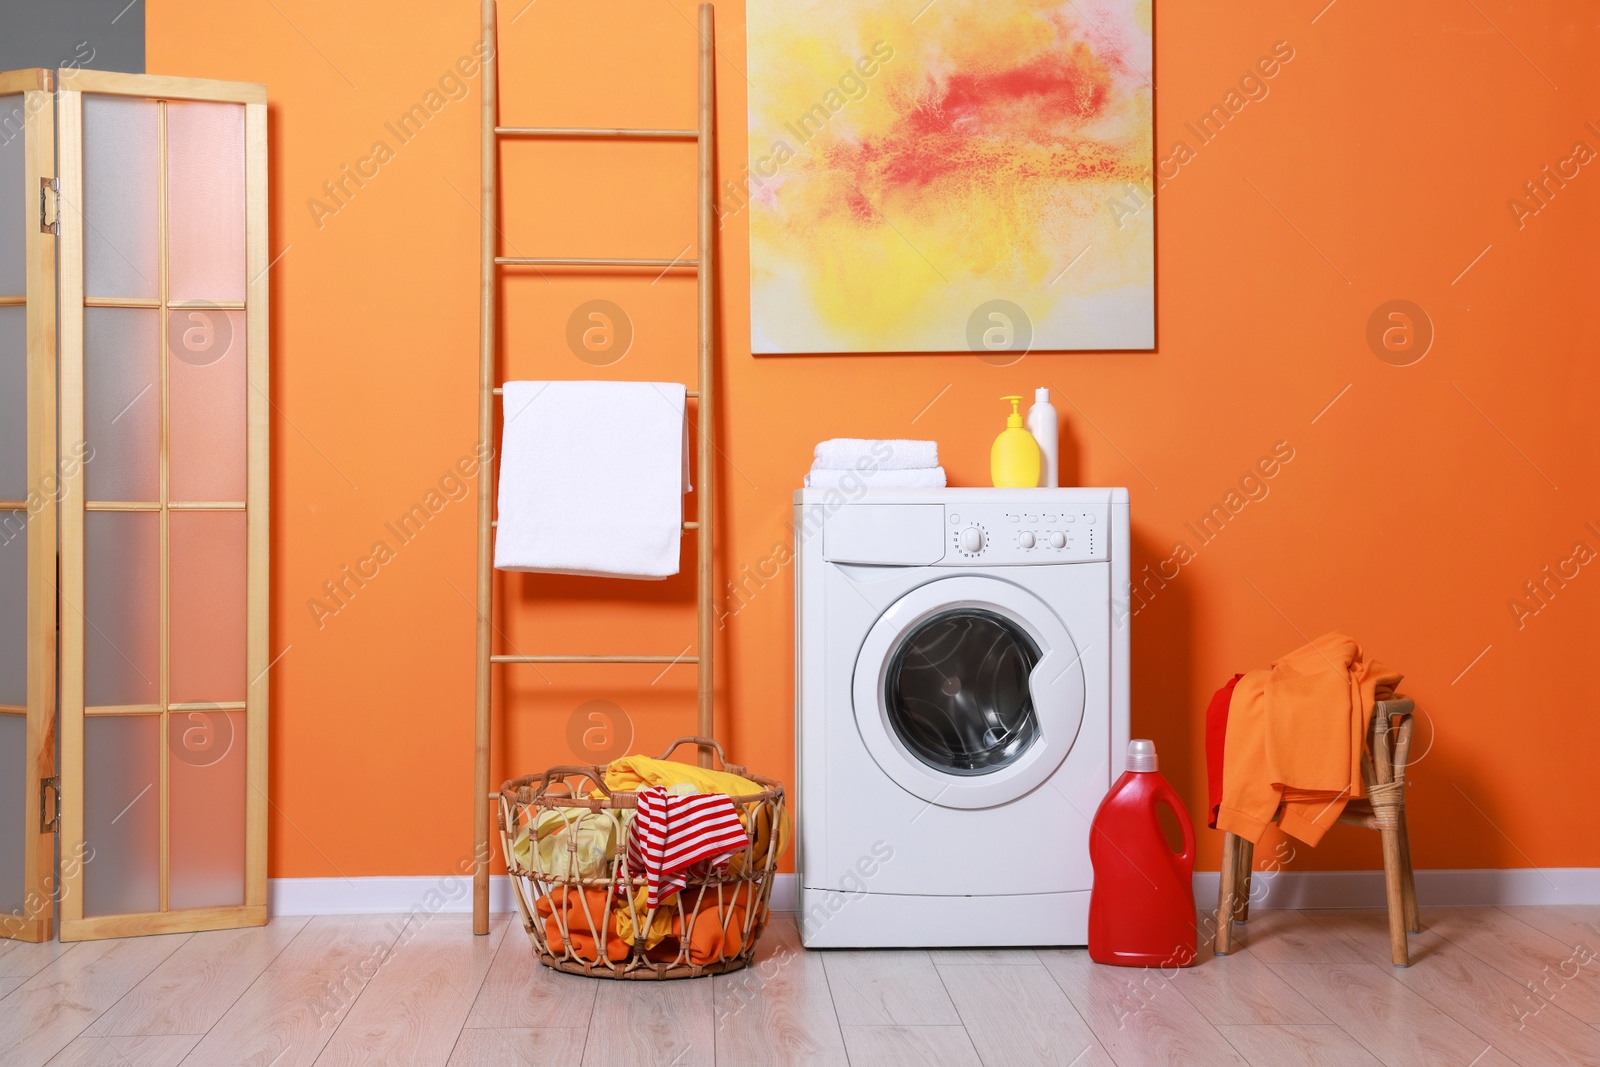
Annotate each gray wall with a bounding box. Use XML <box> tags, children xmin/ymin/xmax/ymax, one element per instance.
<box><xmin>0</xmin><ymin>0</ymin><xmax>144</xmax><ymax>74</ymax></box>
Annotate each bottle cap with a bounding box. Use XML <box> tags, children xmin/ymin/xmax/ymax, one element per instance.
<box><xmin>1126</xmin><ymin>739</ymin><xmax>1158</xmax><ymax>772</ymax></box>
<box><xmin>1002</xmin><ymin>395</ymin><xmax>1023</xmax><ymax>428</ymax></box>
<box><xmin>1035</xmin><ymin>387</ymin><xmax>1050</xmax><ymax>402</ymax></box>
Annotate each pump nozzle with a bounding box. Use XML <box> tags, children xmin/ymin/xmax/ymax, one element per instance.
<box><xmin>1001</xmin><ymin>395</ymin><xmax>1024</xmax><ymax>428</ymax></box>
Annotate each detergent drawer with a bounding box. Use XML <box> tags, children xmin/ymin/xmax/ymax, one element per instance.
<box><xmin>823</xmin><ymin>504</ymin><xmax>947</xmax><ymax>565</ymax></box>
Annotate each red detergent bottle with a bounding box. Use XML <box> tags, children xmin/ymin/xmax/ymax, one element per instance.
<box><xmin>1088</xmin><ymin>739</ymin><xmax>1198</xmax><ymax>968</ymax></box>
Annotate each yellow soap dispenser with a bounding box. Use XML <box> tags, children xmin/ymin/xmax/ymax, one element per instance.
<box><xmin>991</xmin><ymin>395</ymin><xmax>1042</xmax><ymax>487</ymax></box>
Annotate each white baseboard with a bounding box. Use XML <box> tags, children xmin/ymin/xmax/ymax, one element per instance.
<box><xmin>268</xmin><ymin>869</ymin><xmax>1599</xmax><ymax>917</ymax></box>
<box><xmin>1192</xmin><ymin>867</ymin><xmax>1600</xmax><ymax>910</ymax></box>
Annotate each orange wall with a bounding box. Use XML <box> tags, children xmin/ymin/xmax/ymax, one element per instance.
<box><xmin>149</xmin><ymin>1</ymin><xmax>1600</xmax><ymax>881</ymax></box>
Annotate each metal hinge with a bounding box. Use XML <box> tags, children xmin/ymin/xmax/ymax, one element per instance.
<box><xmin>40</xmin><ymin>776</ymin><xmax>60</xmax><ymax>834</ymax></box>
<box><xmin>39</xmin><ymin>177</ymin><xmax>59</xmax><ymax>235</ymax></box>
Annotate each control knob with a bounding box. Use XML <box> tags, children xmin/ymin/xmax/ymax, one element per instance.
<box><xmin>1049</xmin><ymin>531</ymin><xmax>1068</xmax><ymax>549</ymax></box>
<box><xmin>959</xmin><ymin>527</ymin><xmax>985</xmax><ymax>553</ymax></box>
<box><xmin>1018</xmin><ymin>531</ymin><xmax>1036</xmax><ymax>549</ymax></box>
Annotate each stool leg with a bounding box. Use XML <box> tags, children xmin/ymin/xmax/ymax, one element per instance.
<box><xmin>1397</xmin><ymin>809</ymin><xmax>1420</xmax><ymax>933</ymax></box>
<box><xmin>1236</xmin><ymin>838</ymin><xmax>1255</xmax><ymax>924</ymax></box>
<box><xmin>1215</xmin><ymin>831</ymin><xmax>1239</xmax><ymax>955</ymax></box>
<box><xmin>1380</xmin><ymin>824</ymin><xmax>1409</xmax><ymax>966</ymax></box>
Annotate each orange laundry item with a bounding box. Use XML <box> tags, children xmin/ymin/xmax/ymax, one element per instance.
<box><xmin>1216</xmin><ymin>632</ymin><xmax>1401</xmax><ymax>846</ymax></box>
<box><xmin>536</xmin><ymin>888</ymin><xmax>629</xmax><ymax>963</ymax></box>
<box><xmin>645</xmin><ymin>884</ymin><xmax>757</xmax><ymax>965</ymax></box>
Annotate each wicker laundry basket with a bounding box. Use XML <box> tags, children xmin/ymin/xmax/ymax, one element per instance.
<box><xmin>497</xmin><ymin>737</ymin><xmax>786</xmax><ymax>979</ymax></box>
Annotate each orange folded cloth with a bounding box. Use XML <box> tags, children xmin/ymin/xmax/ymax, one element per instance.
<box><xmin>537</xmin><ymin>888</ymin><xmax>629</xmax><ymax>963</ymax></box>
<box><xmin>1216</xmin><ymin>632</ymin><xmax>1401</xmax><ymax>846</ymax></box>
<box><xmin>646</xmin><ymin>884</ymin><xmax>757</xmax><ymax>965</ymax></box>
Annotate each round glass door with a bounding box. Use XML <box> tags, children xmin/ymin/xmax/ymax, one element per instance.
<box><xmin>884</xmin><ymin>609</ymin><xmax>1040</xmax><ymax>776</ymax></box>
<box><xmin>852</xmin><ymin>575</ymin><xmax>1085</xmax><ymax>809</ymax></box>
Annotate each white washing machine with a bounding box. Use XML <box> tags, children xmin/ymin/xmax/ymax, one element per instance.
<box><xmin>794</xmin><ymin>487</ymin><xmax>1130</xmax><ymax>947</ymax></box>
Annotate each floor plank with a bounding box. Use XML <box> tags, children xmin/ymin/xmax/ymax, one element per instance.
<box><xmin>1418</xmin><ymin>907</ymin><xmax>1600</xmax><ymax>1028</ymax></box>
<box><xmin>1220</xmin><ymin>908</ymin><xmax>1374</xmax><ymax>965</ymax></box>
<box><xmin>445</xmin><ymin>1027</ymin><xmax>588</xmax><ymax>1066</ymax></box>
<box><xmin>1215</xmin><ymin>1023</ymin><xmax>1384</xmax><ymax>1066</ymax></box>
<box><xmin>713</xmin><ymin>913</ymin><xmax>848</xmax><ymax>1065</ymax></box>
<box><xmin>314</xmin><ymin>913</ymin><xmax>508</xmax><ymax>1067</ymax></box>
<box><xmin>1173</xmin><ymin>916</ymin><xmax>1329</xmax><ymax>1027</ymax></box>
<box><xmin>839</xmin><ymin>1025</ymin><xmax>983</xmax><ymax>1067</ymax></box>
<box><xmin>1040</xmin><ymin>948</ymin><xmax>1249</xmax><ymax>1065</ymax></box>
<box><xmin>0</xmin><ymin>935</ymin><xmax>73</xmax><ymax>978</ymax></box>
<box><xmin>90</xmin><ymin>916</ymin><xmax>310</xmax><ymax>1037</ymax></box>
<box><xmin>937</xmin><ymin>963</ymin><xmax>1114</xmax><ymax>1067</ymax></box>
<box><xmin>1379</xmin><ymin>925</ymin><xmax>1600</xmax><ymax>1067</ymax></box>
<box><xmin>927</xmin><ymin>947</ymin><xmax>1040</xmax><ymax>966</ymax></box>
<box><xmin>182</xmin><ymin>915</ymin><xmax>410</xmax><ymax>1067</ymax></box>
<box><xmin>821</xmin><ymin>949</ymin><xmax>961</xmax><ymax>1026</ymax></box>
<box><xmin>1265</xmin><ymin>963</ymin><xmax>1520</xmax><ymax>1067</ymax></box>
<box><xmin>1497</xmin><ymin>905</ymin><xmax>1600</xmax><ymax>955</ymax></box>
<box><xmin>0</xmin><ymin>935</ymin><xmax>189</xmax><ymax>1067</ymax></box>
<box><xmin>462</xmin><ymin>918</ymin><xmax>596</xmax><ymax>1029</ymax></box>
<box><xmin>45</xmin><ymin>1035</ymin><xmax>200</xmax><ymax>1067</ymax></box>
<box><xmin>581</xmin><ymin>973</ymin><xmax>714</xmax><ymax>1067</ymax></box>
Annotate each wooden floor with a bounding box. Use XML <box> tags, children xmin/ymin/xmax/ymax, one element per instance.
<box><xmin>1</xmin><ymin>906</ymin><xmax>1597</xmax><ymax>1066</ymax></box>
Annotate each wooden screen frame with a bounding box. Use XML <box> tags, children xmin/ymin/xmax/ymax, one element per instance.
<box><xmin>0</xmin><ymin>68</ymin><xmax>58</xmax><ymax>944</ymax></box>
<box><xmin>55</xmin><ymin>70</ymin><xmax>268</xmax><ymax>941</ymax></box>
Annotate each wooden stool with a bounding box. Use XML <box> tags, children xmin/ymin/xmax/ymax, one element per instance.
<box><xmin>1213</xmin><ymin>697</ymin><xmax>1420</xmax><ymax>966</ymax></box>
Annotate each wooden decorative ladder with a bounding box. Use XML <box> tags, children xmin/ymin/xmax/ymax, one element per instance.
<box><xmin>471</xmin><ymin>0</ymin><xmax>719</xmax><ymax>934</ymax></box>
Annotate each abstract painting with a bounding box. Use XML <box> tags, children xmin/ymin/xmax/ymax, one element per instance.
<box><xmin>745</xmin><ymin>0</ymin><xmax>1153</xmax><ymax>354</ymax></box>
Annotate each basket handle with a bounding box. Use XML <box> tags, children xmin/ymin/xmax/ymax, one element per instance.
<box><xmin>656</xmin><ymin>736</ymin><xmax>746</xmax><ymax>775</ymax></box>
<box><xmin>503</xmin><ymin>765</ymin><xmax>613</xmax><ymax>799</ymax></box>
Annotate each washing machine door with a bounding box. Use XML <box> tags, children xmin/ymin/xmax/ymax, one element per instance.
<box><xmin>852</xmin><ymin>575</ymin><xmax>1086</xmax><ymax>810</ymax></box>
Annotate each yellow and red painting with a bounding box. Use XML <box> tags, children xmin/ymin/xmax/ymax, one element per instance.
<box><xmin>745</xmin><ymin>0</ymin><xmax>1153</xmax><ymax>354</ymax></box>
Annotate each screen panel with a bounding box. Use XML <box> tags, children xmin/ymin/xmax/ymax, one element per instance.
<box><xmin>0</xmin><ymin>73</ymin><xmax>55</xmax><ymax>944</ymax></box>
<box><xmin>58</xmin><ymin>74</ymin><xmax>266</xmax><ymax>941</ymax></box>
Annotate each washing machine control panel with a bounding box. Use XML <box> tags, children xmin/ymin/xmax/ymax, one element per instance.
<box><xmin>942</xmin><ymin>506</ymin><xmax>1108</xmax><ymax>564</ymax></box>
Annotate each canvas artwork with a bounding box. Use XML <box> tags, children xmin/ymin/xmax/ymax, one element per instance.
<box><xmin>745</xmin><ymin>0</ymin><xmax>1153</xmax><ymax>354</ymax></box>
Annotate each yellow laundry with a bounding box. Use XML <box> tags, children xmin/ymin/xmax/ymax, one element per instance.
<box><xmin>602</xmin><ymin>754</ymin><xmax>792</xmax><ymax>867</ymax></box>
<box><xmin>511</xmin><ymin>807</ymin><xmax>628</xmax><ymax>883</ymax></box>
<box><xmin>615</xmin><ymin>885</ymin><xmax>675</xmax><ymax>949</ymax></box>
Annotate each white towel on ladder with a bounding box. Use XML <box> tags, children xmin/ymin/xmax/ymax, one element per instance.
<box><xmin>494</xmin><ymin>380</ymin><xmax>690</xmax><ymax>579</ymax></box>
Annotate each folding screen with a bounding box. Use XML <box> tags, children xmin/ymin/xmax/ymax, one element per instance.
<box><xmin>0</xmin><ymin>68</ymin><xmax>268</xmax><ymax>943</ymax></box>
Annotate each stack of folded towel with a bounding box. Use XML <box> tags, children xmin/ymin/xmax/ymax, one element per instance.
<box><xmin>804</xmin><ymin>438</ymin><xmax>947</xmax><ymax>488</ymax></box>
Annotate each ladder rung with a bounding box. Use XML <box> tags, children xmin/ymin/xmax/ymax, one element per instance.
<box><xmin>496</xmin><ymin>256</ymin><xmax>698</xmax><ymax>268</ymax></box>
<box><xmin>490</xmin><ymin>520</ymin><xmax>699</xmax><ymax>529</ymax></box>
<box><xmin>493</xmin><ymin>387</ymin><xmax>699</xmax><ymax>398</ymax></box>
<box><xmin>491</xmin><ymin>655</ymin><xmax>699</xmax><ymax>664</ymax></box>
<box><xmin>496</xmin><ymin>126</ymin><xmax>698</xmax><ymax>140</ymax></box>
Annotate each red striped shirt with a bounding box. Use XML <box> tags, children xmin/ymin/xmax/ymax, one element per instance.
<box><xmin>627</xmin><ymin>787</ymin><xmax>749</xmax><ymax>908</ymax></box>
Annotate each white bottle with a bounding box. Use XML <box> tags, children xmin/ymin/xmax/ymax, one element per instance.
<box><xmin>1027</xmin><ymin>387</ymin><xmax>1059</xmax><ymax>487</ymax></box>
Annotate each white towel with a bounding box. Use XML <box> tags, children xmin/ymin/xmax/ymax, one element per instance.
<box><xmin>495</xmin><ymin>381</ymin><xmax>689</xmax><ymax>579</ymax></box>
<box><xmin>804</xmin><ymin>466</ymin><xmax>947</xmax><ymax>489</ymax></box>
<box><xmin>812</xmin><ymin>438</ymin><xmax>938</xmax><ymax>470</ymax></box>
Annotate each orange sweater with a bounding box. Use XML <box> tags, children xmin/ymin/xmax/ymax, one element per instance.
<box><xmin>1216</xmin><ymin>632</ymin><xmax>1401</xmax><ymax>846</ymax></box>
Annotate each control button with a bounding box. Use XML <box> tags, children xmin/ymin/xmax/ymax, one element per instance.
<box><xmin>1050</xmin><ymin>531</ymin><xmax>1067</xmax><ymax>549</ymax></box>
<box><xmin>1024</xmin><ymin>513</ymin><xmax>1039</xmax><ymax>523</ymax></box>
<box><xmin>1085</xmin><ymin>513</ymin><xmax>1097</xmax><ymax>524</ymax></box>
<box><xmin>1007</xmin><ymin>513</ymin><xmax>1020</xmax><ymax>523</ymax></box>
<box><xmin>959</xmin><ymin>527</ymin><xmax>985</xmax><ymax>553</ymax></box>
<box><xmin>1063</xmin><ymin>514</ymin><xmax>1076</xmax><ymax>523</ymax></box>
<box><xmin>950</xmin><ymin>514</ymin><xmax>961</xmax><ymax>524</ymax></box>
<box><xmin>1044</xmin><ymin>513</ymin><xmax>1057</xmax><ymax>523</ymax></box>
<box><xmin>1019</xmin><ymin>531</ymin><xmax>1036</xmax><ymax>549</ymax></box>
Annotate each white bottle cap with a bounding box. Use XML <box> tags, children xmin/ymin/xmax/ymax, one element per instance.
<box><xmin>1126</xmin><ymin>739</ymin><xmax>1158</xmax><ymax>772</ymax></box>
<box><xmin>1035</xmin><ymin>387</ymin><xmax>1050</xmax><ymax>402</ymax></box>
